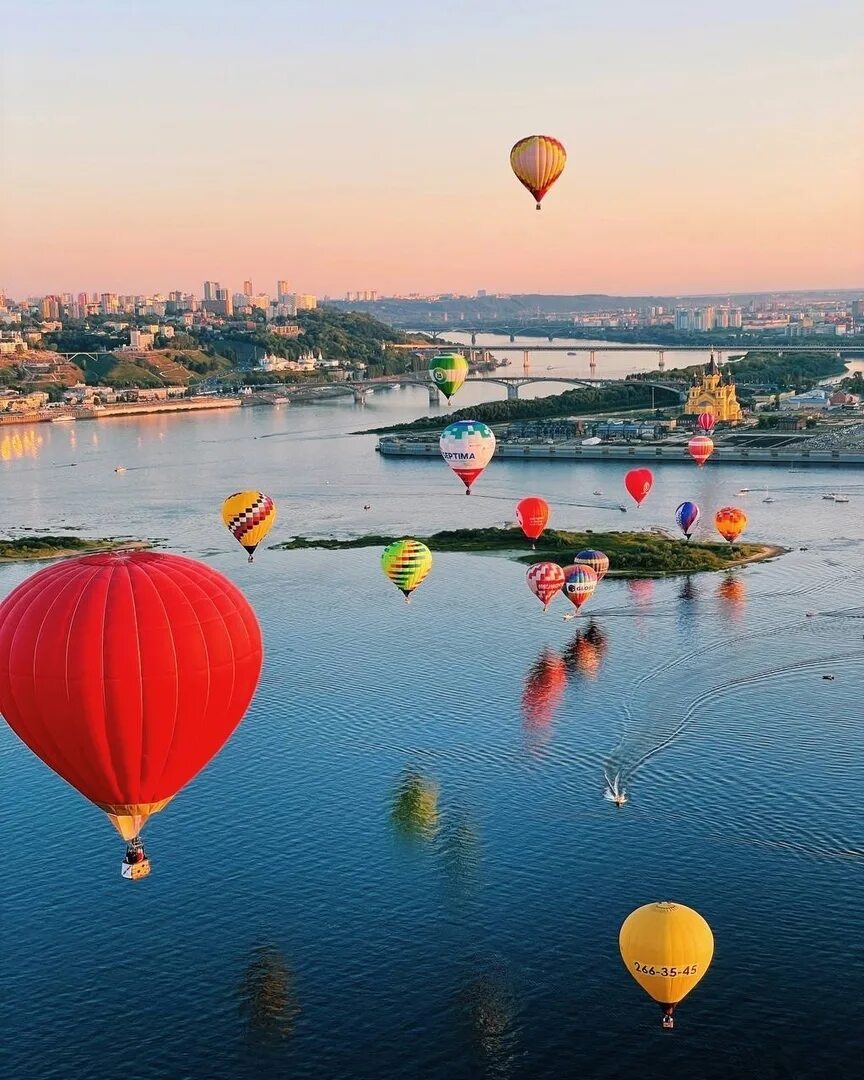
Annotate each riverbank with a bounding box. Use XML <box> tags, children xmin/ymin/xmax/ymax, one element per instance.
<box><xmin>0</xmin><ymin>397</ymin><xmax>241</xmax><ymax>427</ymax></box>
<box><xmin>377</xmin><ymin>436</ymin><xmax>864</xmax><ymax>467</ymax></box>
<box><xmin>272</xmin><ymin>528</ymin><xmax>784</xmax><ymax>577</ymax></box>
<box><xmin>0</xmin><ymin>536</ymin><xmax>151</xmax><ymax>561</ymax></box>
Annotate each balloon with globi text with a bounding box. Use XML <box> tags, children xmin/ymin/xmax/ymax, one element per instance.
<box><xmin>624</xmin><ymin>468</ymin><xmax>654</xmax><ymax>507</ymax></box>
<box><xmin>562</xmin><ymin>563</ymin><xmax>599</xmax><ymax>617</ymax></box>
<box><xmin>439</xmin><ymin>420</ymin><xmax>496</xmax><ymax>494</ymax></box>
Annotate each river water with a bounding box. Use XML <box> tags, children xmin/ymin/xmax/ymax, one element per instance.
<box><xmin>1</xmin><ymin>371</ymin><xmax>862</xmax><ymax>1080</ymax></box>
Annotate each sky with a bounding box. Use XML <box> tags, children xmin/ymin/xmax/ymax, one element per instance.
<box><xmin>1</xmin><ymin>0</ymin><xmax>862</xmax><ymax>299</ymax></box>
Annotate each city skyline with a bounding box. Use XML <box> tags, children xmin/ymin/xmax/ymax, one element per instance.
<box><xmin>2</xmin><ymin>0</ymin><xmax>862</xmax><ymax>296</ymax></box>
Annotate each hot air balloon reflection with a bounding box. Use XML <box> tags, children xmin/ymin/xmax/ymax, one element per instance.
<box><xmin>458</xmin><ymin>957</ymin><xmax>515</xmax><ymax>1068</ymax></box>
<box><xmin>678</xmin><ymin>575</ymin><xmax>699</xmax><ymax>603</ymax></box>
<box><xmin>381</xmin><ymin>539</ymin><xmax>432</xmax><ymax>602</ymax></box>
<box><xmin>0</xmin><ymin>551</ymin><xmax>263</xmax><ymax>877</ymax></box>
<box><xmin>627</xmin><ymin>578</ymin><xmax>655</xmax><ymax>604</ymax></box>
<box><xmin>624</xmin><ymin>468</ymin><xmax>654</xmax><ymax>507</ymax></box>
<box><xmin>440</xmin><ymin>420</ymin><xmax>496</xmax><ymax>494</ymax></box>
<box><xmin>562</xmin><ymin>623</ymin><xmax>608</xmax><ymax>681</ymax></box>
<box><xmin>675</xmin><ymin>501</ymin><xmax>700</xmax><ymax>540</ymax></box>
<box><xmin>515</xmin><ymin>496</ymin><xmax>550</xmax><ymax>547</ymax></box>
<box><xmin>526</xmin><ymin>561</ymin><xmax>566</xmax><ymax>611</ymax></box>
<box><xmin>238</xmin><ymin>945</ymin><xmax>301</xmax><ymax>1043</ymax></box>
<box><xmin>391</xmin><ymin>771</ymin><xmax>439</xmax><ymax>840</ymax></box>
<box><xmin>687</xmin><ymin>435</ymin><xmax>714</xmax><ymax>468</ymax></box>
<box><xmin>510</xmin><ymin>135</ymin><xmax>566</xmax><ymax>209</ymax></box>
<box><xmin>222</xmin><ymin>490</ymin><xmax>277</xmax><ymax>561</ymax></box>
<box><xmin>521</xmin><ymin>649</ymin><xmax>567</xmax><ymax>733</ymax></box>
<box><xmin>715</xmin><ymin>506</ymin><xmax>748</xmax><ymax>543</ymax></box>
<box><xmin>562</xmin><ymin>564</ymin><xmax>598</xmax><ymax>619</ymax></box>
<box><xmin>717</xmin><ymin>573</ymin><xmax>747</xmax><ymax>617</ymax></box>
<box><xmin>574</xmin><ymin>548</ymin><xmax>609</xmax><ymax>581</ymax></box>
<box><xmin>619</xmin><ymin>901</ymin><xmax>714</xmax><ymax>1028</ymax></box>
<box><xmin>429</xmin><ymin>353</ymin><xmax>469</xmax><ymax>403</ymax></box>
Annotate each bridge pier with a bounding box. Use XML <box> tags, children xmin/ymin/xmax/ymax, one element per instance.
<box><xmin>509</xmin><ymin>333</ymin><xmax>515</xmax><ymax>342</ymax></box>
<box><xmin>658</xmin><ymin>350</ymin><xmax>665</xmax><ymax>371</ymax></box>
<box><xmin>428</xmin><ymin>384</ymin><xmax>441</xmax><ymax>405</ymax></box>
<box><xmin>522</xmin><ymin>349</ymin><xmax>531</xmax><ymax>370</ymax></box>
<box><xmin>353</xmin><ymin>386</ymin><xmax>367</xmax><ymax>405</ymax></box>
<box><xmin>507</xmin><ymin>383</ymin><xmax>520</xmax><ymax>401</ymax></box>
<box><xmin>589</xmin><ymin>350</ymin><xmax>597</xmax><ymax>377</ymax></box>
<box><xmin>470</xmin><ymin>332</ymin><xmax>476</xmax><ymax>345</ymax></box>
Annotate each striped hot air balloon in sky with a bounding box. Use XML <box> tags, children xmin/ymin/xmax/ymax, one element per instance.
<box><xmin>381</xmin><ymin>539</ymin><xmax>433</xmax><ymax>601</ymax></box>
<box><xmin>429</xmin><ymin>353</ymin><xmax>469</xmax><ymax>402</ymax></box>
<box><xmin>574</xmin><ymin>548</ymin><xmax>610</xmax><ymax>581</ymax></box>
<box><xmin>439</xmin><ymin>420</ymin><xmax>496</xmax><ymax>493</ymax></box>
<box><xmin>510</xmin><ymin>135</ymin><xmax>567</xmax><ymax>209</ymax></box>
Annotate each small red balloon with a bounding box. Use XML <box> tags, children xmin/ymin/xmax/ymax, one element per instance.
<box><xmin>516</xmin><ymin>496</ymin><xmax>550</xmax><ymax>541</ymax></box>
<box><xmin>624</xmin><ymin>468</ymin><xmax>654</xmax><ymax>506</ymax></box>
<box><xmin>697</xmin><ymin>412</ymin><xmax>715</xmax><ymax>434</ymax></box>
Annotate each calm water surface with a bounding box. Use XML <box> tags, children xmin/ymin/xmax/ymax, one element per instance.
<box><xmin>1</xmin><ymin>385</ymin><xmax>862</xmax><ymax>1080</ymax></box>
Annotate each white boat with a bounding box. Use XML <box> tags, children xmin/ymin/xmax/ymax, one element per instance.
<box><xmin>593</xmin><ymin>489</ymin><xmax>604</xmax><ymax>496</ymax></box>
<box><xmin>833</xmin><ymin>494</ymin><xmax>850</xmax><ymax>503</ymax></box>
<box><xmin>822</xmin><ymin>492</ymin><xmax>837</xmax><ymax>500</ymax></box>
<box><xmin>762</xmin><ymin>496</ymin><xmax>775</xmax><ymax>503</ymax></box>
<box><xmin>736</xmin><ymin>487</ymin><xmax>751</xmax><ymax>494</ymax></box>
<box><xmin>114</xmin><ymin>466</ymin><xmax>127</xmax><ymax>474</ymax></box>
<box><xmin>272</xmin><ymin>396</ymin><xmax>290</xmax><ymax>404</ymax></box>
<box><xmin>50</xmin><ymin>414</ymin><xmax>75</xmax><ymax>423</ymax></box>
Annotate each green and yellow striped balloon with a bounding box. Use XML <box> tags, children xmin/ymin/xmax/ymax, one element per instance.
<box><xmin>381</xmin><ymin>539</ymin><xmax>433</xmax><ymax>601</ymax></box>
<box><xmin>429</xmin><ymin>353</ymin><xmax>469</xmax><ymax>402</ymax></box>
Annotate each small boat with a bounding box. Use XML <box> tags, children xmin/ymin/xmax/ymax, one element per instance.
<box><xmin>833</xmin><ymin>494</ymin><xmax>850</xmax><ymax>503</ymax></box>
<box><xmin>762</xmin><ymin>496</ymin><xmax>775</xmax><ymax>503</ymax></box>
<box><xmin>272</xmin><ymin>396</ymin><xmax>290</xmax><ymax>404</ymax></box>
<box><xmin>114</xmin><ymin>466</ymin><xmax>127</xmax><ymax>474</ymax></box>
<box><xmin>736</xmin><ymin>488</ymin><xmax>751</xmax><ymax>494</ymax></box>
<box><xmin>50</xmin><ymin>414</ymin><xmax>75</xmax><ymax>423</ymax></box>
<box><xmin>822</xmin><ymin>675</ymin><xmax>835</xmax><ymax>681</ymax></box>
<box><xmin>593</xmin><ymin>489</ymin><xmax>604</xmax><ymax>496</ymax></box>
<box><xmin>805</xmin><ymin>612</ymin><xmax>816</xmax><ymax>617</ymax></box>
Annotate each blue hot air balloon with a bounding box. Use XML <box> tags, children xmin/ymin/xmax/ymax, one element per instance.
<box><xmin>675</xmin><ymin>501</ymin><xmax>700</xmax><ymax>540</ymax></box>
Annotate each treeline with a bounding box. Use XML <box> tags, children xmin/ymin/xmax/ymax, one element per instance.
<box><xmin>366</xmin><ymin>382</ymin><xmax>677</xmax><ymax>433</ymax></box>
<box><xmin>630</xmin><ymin>350</ymin><xmax>846</xmax><ymax>391</ymax></box>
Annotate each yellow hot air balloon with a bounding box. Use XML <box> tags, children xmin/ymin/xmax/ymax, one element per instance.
<box><xmin>510</xmin><ymin>135</ymin><xmax>567</xmax><ymax>210</ymax></box>
<box><xmin>619</xmin><ymin>901</ymin><xmax>714</xmax><ymax>1028</ymax></box>
<box><xmin>222</xmin><ymin>491</ymin><xmax>277</xmax><ymax>561</ymax></box>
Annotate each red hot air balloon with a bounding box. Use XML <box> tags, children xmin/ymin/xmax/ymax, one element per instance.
<box><xmin>516</xmin><ymin>497</ymin><xmax>550</xmax><ymax>546</ymax></box>
<box><xmin>526</xmin><ymin>561</ymin><xmax>566</xmax><ymax>611</ymax></box>
<box><xmin>687</xmin><ymin>435</ymin><xmax>714</xmax><ymax>468</ymax></box>
<box><xmin>624</xmin><ymin>468</ymin><xmax>654</xmax><ymax>507</ymax></box>
<box><xmin>0</xmin><ymin>551</ymin><xmax>262</xmax><ymax>878</ymax></box>
<box><xmin>697</xmin><ymin>412</ymin><xmax>715</xmax><ymax>434</ymax></box>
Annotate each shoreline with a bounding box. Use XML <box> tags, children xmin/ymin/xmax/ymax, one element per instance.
<box><xmin>0</xmin><ymin>538</ymin><xmax>152</xmax><ymax>563</ymax></box>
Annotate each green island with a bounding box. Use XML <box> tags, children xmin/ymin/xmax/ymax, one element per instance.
<box><xmin>272</xmin><ymin>528</ymin><xmax>783</xmax><ymax>577</ymax></box>
<box><xmin>0</xmin><ymin>536</ymin><xmax>149</xmax><ymax>561</ymax></box>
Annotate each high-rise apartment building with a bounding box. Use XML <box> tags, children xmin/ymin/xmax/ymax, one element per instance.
<box><xmin>729</xmin><ymin>308</ymin><xmax>742</xmax><ymax>328</ymax></box>
<box><xmin>203</xmin><ymin>281</ymin><xmax>219</xmax><ymax>301</ymax></box>
<box><xmin>277</xmin><ymin>280</ymin><xmax>290</xmax><ymax>301</ymax></box>
<box><xmin>674</xmin><ymin>308</ymin><xmax>692</xmax><ymax>331</ymax></box>
<box><xmin>243</xmin><ymin>280</ymin><xmax>253</xmax><ymax>296</ymax></box>
<box><xmin>100</xmin><ymin>293</ymin><xmax>119</xmax><ymax>314</ymax></box>
<box><xmin>294</xmin><ymin>294</ymin><xmax>317</xmax><ymax>311</ymax></box>
<box><xmin>40</xmin><ymin>296</ymin><xmax>60</xmax><ymax>320</ymax></box>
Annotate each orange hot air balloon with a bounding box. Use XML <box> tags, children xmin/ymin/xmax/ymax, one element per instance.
<box><xmin>687</xmin><ymin>435</ymin><xmax>714</xmax><ymax>468</ymax></box>
<box><xmin>715</xmin><ymin>506</ymin><xmax>748</xmax><ymax>543</ymax></box>
<box><xmin>510</xmin><ymin>135</ymin><xmax>567</xmax><ymax>210</ymax></box>
<box><xmin>516</xmin><ymin>496</ymin><xmax>550</xmax><ymax>545</ymax></box>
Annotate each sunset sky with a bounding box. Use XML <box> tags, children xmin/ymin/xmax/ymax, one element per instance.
<box><xmin>2</xmin><ymin>0</ymin><xmax>862</xmax><ymax>298</ymax></box>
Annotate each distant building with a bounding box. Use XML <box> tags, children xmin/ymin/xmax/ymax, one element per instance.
<box><xmin>203</xmin><ymin>281</ymin><xmax>219</xmax><ymax>301</ymax></box>
<box><xmin>243</xmin><ymin>280</ymin><xmax>253</xmax><ymax>297</ymax></box>
<box><xmin>684</xmin><ymin>353</ymin><xmax>743</xmax><ymax>423</ymax></box>
<box><xmin>294</xmin><ymin>294</ymin><xmax>317</xmax><ymax>311</ymax></box>
<box><xmin>779</xmin><ymin>388</ymin><xmax>829</xmax><ymax>411</ymax></box>
<box><xmin>276</xmin><ymin>280</ymin><xmax>291</xmax><ymax>302</ymax></box>
<box><xmin>129</xmin><ymin>329</ymin><xmax>154</xmax><ymax>350</ymax></box>
<box><xmin>270</xmin><ymin>323</ymin><xmax>302</xmax><ymax>338</ymax></box>
<box><xmin>674</xmin><ymin>308</ymin><xmax>692</xmax><ymax>331</ymax></box>
<box><xmin>100</xmin><ymin>293</ymin><xmax>119</xmax><ymax>314</ymax></box>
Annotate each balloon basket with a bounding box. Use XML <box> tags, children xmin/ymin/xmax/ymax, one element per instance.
<box><xmin>121</xmin><ymin>859</ymin><xmax>151</xmax><ymax>881</ymax></box>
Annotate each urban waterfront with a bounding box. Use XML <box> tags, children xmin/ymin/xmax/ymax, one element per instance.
<box><xmin>1</xmin><ymin>386</ymin><xmax>862</xmax><ymax>1080</ymax></box>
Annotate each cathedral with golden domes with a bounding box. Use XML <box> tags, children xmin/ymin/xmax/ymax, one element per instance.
<box><xmin>684</xmin><ymin>352</ymin><xmax>743</xmax><ymax>424</ymax></box>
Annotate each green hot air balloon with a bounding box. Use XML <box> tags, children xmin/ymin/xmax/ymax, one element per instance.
<box><xmin>429</xmin><ymin>353</ymin><xmax>469</xmax><ymax>403</ymax></box>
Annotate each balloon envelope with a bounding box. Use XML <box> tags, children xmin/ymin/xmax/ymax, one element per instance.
<box><xmin>624</xmin><ymin>468</ymin><xmax>654</xmax><ymax>506</ymax></box>
<box><xmin>516</xmin><ymin>496</ymin><xmax>550</xmax><ymax>541</ymax></box>
<box><xmin>687</xmin><ymin>435</ymin><xmax>714</xmax><ymax>468</ymax></box>
<box><xmin>526</xmin><ymin>561</ymin><xmax>566</xmax><ymax>610</ymax></box>
<box><xmin>0</xmin><ymin>551</ymin><xmax>263</xmax><ymax>841</ymax></box>
<box><xmin>429</xmin><ymin>353</ymin><xmax>469</xmax><ymax>402</ymax></box>
<box><xmin>575</xmin><ymin>548</ymin><xmax>609</xmax><ymax>581</ymax></box>
<box><xmin>715</xmin><ymin>506</ymin><xmax>748</xmax><ymax>543</ymax></box>
<box><xmin>697</xmin><ymin>412</ymin><xmax>715</xmax><ymax>434</ymax></box>
<box><xmin>510</xmin><ymin>135</ymin><xmax>567</xmax><ymax>209</ymax></box>
<box><xmin>222</xmin><ymin>490</ymin><xmax>276</xmax><ymax>559</ymax></box>
<box><xmin>619</xmin><ymin>901</ymin><xmax>714</xmax><ymax>1016</ymax></box>
<box><xmin>381</xmin><ymin>539</ymin><xmax>432</xmax><ymax>598</ymax></box>
<box><xmin>439</xmin><ymin>421</ymin><xmax>496</xmax><ymax>492</ymax></box>
<box><xmin>675</xmin><ymin>501</ymin><xmax>701</xmax><ymax>539</ymax></box>
<box><xmin>562</xmin><ymin>563</ymin><xmax>598</xmax><ymax>612</ymax></box>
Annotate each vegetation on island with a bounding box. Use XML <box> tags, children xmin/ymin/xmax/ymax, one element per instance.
<box><xmin>0</xmin><ymin>536</ymin><xmax>148</xmax><ymax>561</ymax></box>
<box><xmin>629</xmin><ymin>349</ymin><xmax>847</xmax><ymax>392</ymax></box>
<box><xmin>360</xmin><ymin>382</ymin><xmax>678</xmax><ymax>435</ymax></box>
<box><xmin>272</xmin><ymin>528</ymin><xmax>778</xmax><ymax>576</ymax></box>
